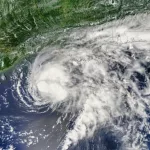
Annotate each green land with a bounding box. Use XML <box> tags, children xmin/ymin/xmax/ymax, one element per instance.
<box><xmin>0</xmin><ymin>0</ymin><xmax>150</xmax><ymax>71</ymax></box>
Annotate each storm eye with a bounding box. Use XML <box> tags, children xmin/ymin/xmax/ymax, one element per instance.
<box><xmin>130</xmin><ymin>71</ymin><xmax>147</xmax><ymax>90</ymax></box>
<box><xmin>108</xmin><ymin>62</ymin><xmax>126</xmax><ymax>80</ymax></box>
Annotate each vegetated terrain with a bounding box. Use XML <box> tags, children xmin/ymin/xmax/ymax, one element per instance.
<box><xmin>0</xmin><ymin>0</ymin><xmax>150</xmax><ymax>71</ymax></box>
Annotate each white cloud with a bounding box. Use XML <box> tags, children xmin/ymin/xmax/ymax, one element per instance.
<box><xmin>15</xmin><ymin>14</ymin><xmax>150</xmax><ymax>150</ymax></box>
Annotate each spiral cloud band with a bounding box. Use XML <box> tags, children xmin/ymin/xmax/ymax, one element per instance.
<box><xmin>14</xmin><ymin>14</ymin><xmax>150</xmax><ymax>149</ymax></box>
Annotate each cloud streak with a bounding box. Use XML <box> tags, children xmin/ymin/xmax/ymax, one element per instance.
<box><xmin>14</xmin><ymin>14</ymin><xmax>150</xmax><ymax>149</ymax></box>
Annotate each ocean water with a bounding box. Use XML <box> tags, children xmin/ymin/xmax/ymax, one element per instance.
<box><xmin>1</xmin><ymin>13</ymin><xmax>150</xmax><ymax>150</ymax></box>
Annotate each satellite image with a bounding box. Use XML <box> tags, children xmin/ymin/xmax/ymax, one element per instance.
<box><xmin>0</xmin><ymin>0</ymin><xmax>150</xmax><ymax>150</ymax></box>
